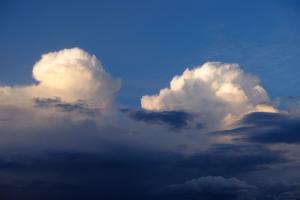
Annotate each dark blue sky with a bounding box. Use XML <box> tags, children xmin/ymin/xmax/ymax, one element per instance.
<box><xmin>0</xmin><ymin>0</ymin><xmax>300</xmax><ymax>107</ymax></box>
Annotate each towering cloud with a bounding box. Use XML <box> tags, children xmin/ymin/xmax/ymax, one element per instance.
<box><xmin>141</xmin><ymin>62</ymin><xmax>277</xmax><ymax>127</ymax></box>
<box><xmin>0</xmin><ymin>48</ymin><xmax>121</xmax><ymax>109</ymax></box>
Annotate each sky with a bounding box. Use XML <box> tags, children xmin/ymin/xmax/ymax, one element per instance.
<box><xmin>1</xmin><ymin>1</ymin><xmax>300</xmax><ymax>200</ymax></box>
<box><xmin>0</xmin><ymin>0</ymin><xmax>300</xmax><ymax>107</ymax></box>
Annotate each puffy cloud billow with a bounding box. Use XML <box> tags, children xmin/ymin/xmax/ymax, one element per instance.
<box><xmin>159</xmin><ymin>176</ymin><xmax>254</xmax><ymax>200</ymax></box>
<box><xmin>141</xmin><ymin>62</ymin><xmax>277</xmax><ymax>127</ymax></box>
<box><xmin>0</xmin><ymin>48</ymin><xmax>121</xmax><ymax>109</ymax></box>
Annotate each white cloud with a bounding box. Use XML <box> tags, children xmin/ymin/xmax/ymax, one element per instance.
<box><xmin>141</xmin><ymin>62</ymin><xmax>277</xmax><ymax>127</ymax></box>
<box><xmin>0</xmin><ymin>48</ymin><xmax>121</xmax><ymax>109</ymax></box>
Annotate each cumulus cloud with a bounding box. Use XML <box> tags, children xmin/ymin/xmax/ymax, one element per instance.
<box><xmin>0</xmin><ymin>48</ymin><xmax>121</xmax><ymax>109</ymax></box>
<box><xmin>159</xmin><ymin>176</ymin><xmax>254</xmax><ymax>200</ymax></box>
<box><xmin>141</xmin><ymin>62</ymin><xmax>277</xmax><ymax>127</ymax></box>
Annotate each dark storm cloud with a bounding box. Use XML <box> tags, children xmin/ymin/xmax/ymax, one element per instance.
<box><xmin>254</xmin><ymin>180</ymin><xmax>300</xmax><ymax>200</ymax></box>
<box><xmin>0</xmin><ymin>104</ymin><xmax>294</xmax><ymax>199</ymax></box>
<box><xmin>174</xmin><ymin>144</ymin><xmax>287</xmax><ymax>176</ymax></box>
<box><xmin>34</xmin><ymin>97</ymin><xmax>99</xmax><ymax>115</ymax></box>
<box><xmin>121</xmin><ymin>109</ymin><xmax>202</xmax><ymax>130</ymax></box>
<box><xmin>221</xmin><ymin>112</ymin><xmax>300</xmax><ymax>144</ymax></box>
<box><xmin>157</xmin><ymin>177</ymin><xmax>300</xmax><ymax>200</ymax></box>
<box><xmin>0</xmin><ymin>142</ymin><xmax>287</xmax><ymax>200</ymax></box>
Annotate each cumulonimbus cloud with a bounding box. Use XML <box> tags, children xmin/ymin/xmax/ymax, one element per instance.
<box><xmin>0</xmin><ymin>49</ymin><xmax>299</xmax><ymax>200</ymax></box>
<box><xmin>0</xmin><ymin>48</ymin><xmax>121</xmax><ymax>109</ymax></box>
<box><xmin>141</xmin><ymin>62</ymin><xmax>277</xmax><ymax>127</ymax></box>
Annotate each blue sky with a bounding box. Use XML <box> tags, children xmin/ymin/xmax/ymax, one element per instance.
<box><xmin>0</xmin><ymin>0</ymin><xmax>300</xmax><ymax>107</ymax></box>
